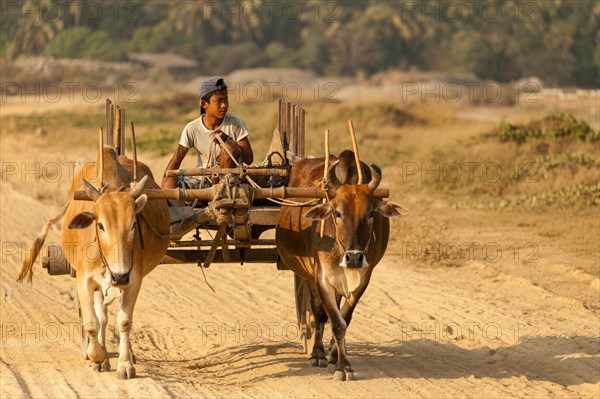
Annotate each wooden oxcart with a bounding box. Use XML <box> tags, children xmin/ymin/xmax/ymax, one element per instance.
<box><xmin>42</xmin><ymin>99</ymin><xmax>389</xmax><ymax>354</ymax></box>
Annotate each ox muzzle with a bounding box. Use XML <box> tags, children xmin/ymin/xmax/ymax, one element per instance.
<box><xmin>340</xmin><ymin>250</ymin><xmax>368</xmax><ymax>269</ymax></box>
<box><xmin>110</xmin><ymin>271</ymin><xmax>131</xmax><ymax>286</ymax></box>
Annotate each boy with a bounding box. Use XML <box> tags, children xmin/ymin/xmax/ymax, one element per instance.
<box><xmin>161</xmin><ymin>76</ymin><xmax>254</xmax><ymax>190</ymax></box>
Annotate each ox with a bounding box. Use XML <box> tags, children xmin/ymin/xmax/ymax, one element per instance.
<box><xmin>276</xmin><ymin>151</ymin><xmax>408</xmax><ymax>381</ymax></box>
<box><xmin>18</xmin><ymin>147</ymin><xmax>170</xmax><ymax>379</ymax></box>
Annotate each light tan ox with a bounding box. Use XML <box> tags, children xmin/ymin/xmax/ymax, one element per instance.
<box><xmin>18</xmin><ymin>146</ymin><xmax>169</xmax><ymax>379</ymax></box>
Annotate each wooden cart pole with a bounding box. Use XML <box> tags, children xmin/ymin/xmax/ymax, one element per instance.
<box><xmin>105</xmin><ymin>99</ymin><xmax>111</xmax><ymax>146</ymax></box>
<box><xmin>298</xmin><ymin>108</ymin><xmax>305</xmax><ymax>158</ymax></box>
<box><xmin>286</xmin><ymin>101</ymin><xmax>292</xmax><ymax>153</ymax></box>
<box><xmin>74</xmin><ymin>186</ymin><xmax>390</xmax><ymax>201</ymax></box>
<box><xmin>293</xmin><ymin>104</ymin><xmax>300</xmax><ymax>156</ymax></box>
<box><xmin>282</xmin><ymin>99</ymin><xmax>288</xmax><ymax>154</ymax></box>
<box><xmin>130</xmin><ymin>121</ymin><xmax>138</xmax><ymax>182</ymax></box>
<box><xmin>119</xmin><ymin>108</ymin><xmax>125</xmax><ymax>157</ymax></box>
<box><xmin>278</xmin><ymin>98</ymin><xmax>283</xmax><ymax>136</ymax></box>
<box><xmin>320</xmin><ymin>129</ymin><xmax>330</xmax><ymax>237</ymax></box>
<box><xmin>108</xmin><ymin>103</ymin><xmax>116</xmax><ymax>147</ymax></box>
<box><xmin>348</xmin><ymin>120</ymin><xmax>363</xmax><ymax>184</ymax></box>
<box><xmin>115</xmin><ymin>105</ymin><xmax>122</xmax><ymax>155</ymax></box>
<box><xmin>98</xmin><ymin>127</ymin><xmax>104</xmax><ymax>186</ymax></box>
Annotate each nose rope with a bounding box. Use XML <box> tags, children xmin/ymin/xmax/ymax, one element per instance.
<box><xmin>95</xmin><ymin>224</ymin><xmax>113</xmax><ymax>278</ymax></box>
<box><xmin>95</xmin><ymin>223</ymin><xmax>134</xmax><ymax>281</ymax></box>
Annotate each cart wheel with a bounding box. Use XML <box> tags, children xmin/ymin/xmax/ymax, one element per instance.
<box><xmin>294</xmin><ymin>274</ymin><xmax>316</xmax><ymax>354</ymax></box>
<box><xmin>42</xmin><ymin>244</ymin><xmax>74</xmax><ymax>276</ymax></box>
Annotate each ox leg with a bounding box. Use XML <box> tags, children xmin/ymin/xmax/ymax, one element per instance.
<box><xmin>307</xmin><ymin>282</ymin><xmax>327</xmax><ymax>367</ymax></box>
<box><xmin>327</xmin><ymin>294</ymin><xmax>343</xmax><ymax>367</ymax></box>
<box><xmin>316</xmin><ymin>280</ymin><xmax>354</xmax><ymax>381</ymax></box>
<box><xmin>115</xmin><ymin>282</ymin><xmax>140</xmax><ymax>380</ymax></box>
<box><xmin>77</xmin><ymin>277</ymin><xmax>107</xmax><ymax>370</ymax></box>
<box><xmin>329</xmin><ymin>272</ymin><xmax>373</xmax><ymax>369</ymax></box>
<box><xmin>93</xmin><ymin>290</ymin><xmax>111</xmax><ymax>371</ymax></box>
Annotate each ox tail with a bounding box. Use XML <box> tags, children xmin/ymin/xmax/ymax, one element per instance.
<box><xmin>17</xmin><ymin>199</ymin><xmax>70</xmax><ymax>285</ymax></box>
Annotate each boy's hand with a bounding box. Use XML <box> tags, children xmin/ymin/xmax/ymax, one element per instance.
<box><xmin>212</xmin><ymin>130</ymin><xmax>229</xmax><ymax>143</ymax></box>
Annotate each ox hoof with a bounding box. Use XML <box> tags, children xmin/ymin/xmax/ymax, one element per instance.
<box><xmin>101</xmin><ymin>358</ymin><xmax>111</xmax><ymax>372</ymax></box>
<box><xmin>309</xmin><ymin>357</ymin><xmax>327</xmax><ymax>368</ymax></box>
<box><xmin>333</xmin><ymin>369</ymin><xmax>355</xmax><ymax>381</ymax></box>
<box><xmin>117</xmin><ymin>367</ymin><xmax>136</xmax><ymax>380</ymax></box>
<box><xmin>92</xmin><ymin>362</ymin><xmax>102</xmax><ymax>372</ymax></box>
<box><xmin>327</xmin><ymin>362</ymin><xmax>337</xmax><ymax>372</ymax></box>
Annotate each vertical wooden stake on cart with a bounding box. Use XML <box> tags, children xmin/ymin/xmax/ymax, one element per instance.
<box><xmin>320</xmin><ymin>129</ymin><xmax>330</xmax><ymax>237</ymax></box>
<box><xmin>115</xmin><ymin>105</ymin><xmax>122</xmax><ymax>155</ymax></box>
<box><xmin>130</xmin><ymin>121</ymin><xmax>138</xmax><ymax>183</ymax></box>
<box><xmin>98</xmin><ymin>127</ymin><xmax>104</xmax><ymax>187</ymax></box>
<box><xmin>298</xmin><ymin>108</ymin><xmax>305</xmax><ymax>158</ymax></box>
<box><xmin>286</xmin><ymin>101</ymin><xmax>292</xmax><ymax>159</ymax></box>
<box><xmin>105</xmin><ymin>99</ymin><xmax>112</xmax><ymax>146</ymax></box>
<box><xmin>348</xmin><ymin>120</ymin><xmax>363</xmax><ymax>184</ymax></box>
<box><xmin>120</xmin><ymin>109</ymin><xmax>126</xmax><ymax>157</ymax></box>
<box><xmin>108</xmin><ymin>103</ymin><xmax>116</xmax><ymax>147</ymax></box>
<box><xmin>292</xmin><ymin>104</ymin><xmax>299</xmax><ymax>156</ymax></box>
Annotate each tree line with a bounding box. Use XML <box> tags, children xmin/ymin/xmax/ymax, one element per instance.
<box><xmin>1</xmin><ymin>0</ymin><xmax>598</xmax><ymax>88</ymax></box>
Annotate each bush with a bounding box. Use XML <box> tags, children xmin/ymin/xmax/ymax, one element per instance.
<box><xmin>203</xmin><ymin>43</ymin><xmax>266</xmax><ymax>74</ymax></box>
<box><xmin>547</xmin><ymin>113</ymin><xmax>597</xmax><ymax>141</ymax></box>
<box><xmin>44</xmin><ymin>28</ymin><xmax>127</xmax><ymax>61</ymax></box>
<box><xmin>44</xmin><ymin>27</ymin><xmax>91</xmax><ymax>59</ymax></box>
<box><xmin>499</xmin><ymin>122</ymin><xmax>541</xmax><ymax>144</ymax></box>
<box><xmin>499</xmin><ymin>113</ymin><xmax>599</xmax><ymax>144</ymax></box>
<box><xmin>129</xmin><ymin>21</ymin><xmax>185</xmax><ymax>53</ymax></box>
<box><xmin>265</xmin><ymin>41</ymin><xmax>299</xmax><ymax>68</ymax></box>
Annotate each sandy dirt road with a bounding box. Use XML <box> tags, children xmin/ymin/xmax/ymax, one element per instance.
<box><xmin>1</xmin><ymin>97</ymin><xmax>599</xmax><ymax>398</ymax></box>
<box><xmin>1</xmin><ymin>182</ymin><xmax>599</xmax><ymax>398</ymax></box>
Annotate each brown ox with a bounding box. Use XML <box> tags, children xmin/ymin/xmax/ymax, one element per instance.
<box><xmin>276</xmin><ymin>152</ymin><xmax>408</xmax><ymax>381</ymax></box>
<box><xmin>18</xmin><ymin>147</ymin><xmax>169</xmax><ymax>379</ymax></box>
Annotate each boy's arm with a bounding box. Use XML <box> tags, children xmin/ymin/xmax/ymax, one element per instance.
<box><xmin>161</xmin><ymin>144</ymin><xmax>189</xmax><ymax>189</ymax></box>
<box><xmin>237</xmin><ymin>137</ymin><xmax>253</xmax><ymax>165</ymax></box>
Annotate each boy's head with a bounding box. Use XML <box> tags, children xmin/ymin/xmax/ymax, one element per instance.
<box><xmin>199</xmin><ymin>77</ymin><xmax>228</xmax><ymax>115</ymax></box>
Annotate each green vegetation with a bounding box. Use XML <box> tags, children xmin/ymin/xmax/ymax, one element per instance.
<box><xmin>499</xmin><ymin>113</ymin><xmax>599</xmax><ymax>144</ymax></box>
<box><xmin>499</xmin><ymin>122</ymin><xmax>542</xmax><ymax>144</ymax></box>
<box><xmin>44</xmin><ymin>27</ymin><xmax>127</xmax><ymax>61</ymax></box>
<box><xmin>2</xmin><ymin>0</ymin><xmax>598</xmax><ymax>87</ymax></box>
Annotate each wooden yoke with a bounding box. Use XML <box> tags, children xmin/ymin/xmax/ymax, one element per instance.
<box><xmin>74</xmin><ymin>186</ymin><xmax>390</xmax><ymax>201</ymax></box>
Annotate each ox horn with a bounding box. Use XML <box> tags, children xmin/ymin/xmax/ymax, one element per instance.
<box><xmin>327</xmin><ymin>160</ymin><xmax>341</xmax><ymax>196</ymax></box>
<box><xmin>367</xmin><ymin>164</ymin><xmax>382</xmax><ymax>191</ymax></box>
<box><xmin>129</xmin><ymin>175</ymin><xmax>148</xmax><ymax>199</ymax></box>
<box><xmin>81</xmin><ymin>179</ymin><xmax>102</xmax><ymax>201</ymax></box>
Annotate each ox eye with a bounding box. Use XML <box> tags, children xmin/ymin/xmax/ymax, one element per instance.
<box><xmin>334</xmin><ymin>210</ymin><xmax>341</xmax><ymax>218</ymax></box>
<box><xmin>97</xmin><ymin>222</ymin><xmax>105</xmax><ymax>231</ymax></box>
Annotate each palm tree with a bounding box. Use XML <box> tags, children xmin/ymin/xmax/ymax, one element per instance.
<box><xmin>10</xmin><ymin>0</ymin><xmax>64</xmax><ymax>56</ymax></box>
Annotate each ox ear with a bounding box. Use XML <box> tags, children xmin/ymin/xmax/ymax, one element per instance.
<box><xmin>376</xmin><ymin>202</ymin><xmax>409</xmax><ymax>218</ymax></box>
<box><xmin>68</xmin><ymin>211</ymin><xmax>95</xmax><ymax>229</ymax></box>
<box><xmin>304</xmin><ymin>203</ymin><xmax>334</xmax><ymax>220</ymax></box>
<box><xmin>134</xmin><ymin>194</ymin><xmax>148</xmax><ymax>214</ymax></box>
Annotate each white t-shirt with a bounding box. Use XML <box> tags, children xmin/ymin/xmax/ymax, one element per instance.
<box><xmin>179</xmin><ymin>114</ymin><xmax>250</xmax><ymax>167</ymax></box>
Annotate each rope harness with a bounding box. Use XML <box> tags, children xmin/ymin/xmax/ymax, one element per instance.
<box><xmin>210</xmin><ymin>133</ymin><xmax>320</xmax><ymax>207</ymax></box>
<box><xmin>94</xmin><ymin>220</ymin><xmax>135</xmax><ymax>284</ymax></box>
